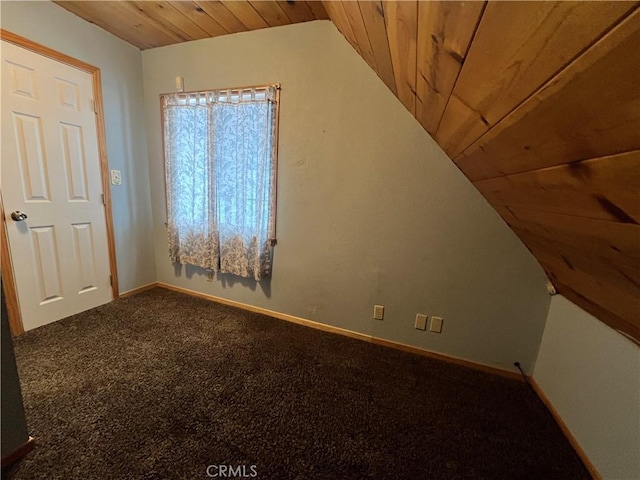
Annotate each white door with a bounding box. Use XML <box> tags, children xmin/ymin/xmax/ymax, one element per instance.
<box><xmin>1</xmin><ymin>41</ymin><xmax>112</xmax><ymax>331</ymax></box>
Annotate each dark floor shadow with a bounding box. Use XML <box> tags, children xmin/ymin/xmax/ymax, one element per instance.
<box><xmin>170</xmin><ymin>262</ymin><xmax>272</xmax><ymax>299</ymax></box>
<box><xmin>216</xmin><ymin>271</ymin><xmax>271</xmax><ymax>298</ymax></box>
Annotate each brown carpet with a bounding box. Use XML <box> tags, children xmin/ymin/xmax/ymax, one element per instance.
<box><xmin>7</xmin><ymin>288</ymin><xmax>589</xmax><ymax>479</ymax></box>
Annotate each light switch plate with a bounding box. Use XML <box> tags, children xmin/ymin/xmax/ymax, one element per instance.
<box><xmin>110</xmin><ymin>169</ymin><xmax>122</xmax><ymax>186</ymax></box>
<box><xmin>430</xmin><ymin>316</ymin><xmax>443</xmax><ymax>333</ymax></box>
<box><xmin>415</xmin><ymin>314</ymin><xmax>427</xmax><ymax>330</ymax></box>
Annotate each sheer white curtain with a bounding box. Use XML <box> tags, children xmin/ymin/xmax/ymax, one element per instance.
<box><xmin>162</xmin><ymin>86</ymin><xmax>278</xmax><ymax>280</ymax></box>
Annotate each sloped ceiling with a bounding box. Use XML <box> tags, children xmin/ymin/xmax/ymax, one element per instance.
<box><xmin>54</xmin><ymin>1</ymin><xmax>640</xmax><ymax>341</ymax></box>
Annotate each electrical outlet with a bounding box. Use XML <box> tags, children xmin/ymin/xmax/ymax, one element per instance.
<box><xmin>206</xmin><ymin>270</ymin><xmax>214</xmax><ymax>282</ymax></box>
<box><xmin>415</xmin><ymin>314</ymin><xmax>427</xmax><ymax>330</ymax></box>
<box><xmin>110</xmin><ymin>169</ymin><xmax>122</xmax><ymax>186</ymax></box>
<box><xmin>373</xmin><ymin>305</ymin><xmax>384</xmax><ymax>320</ymax></box>
<box><xmin>430</xmin><ymin>316</ymin><xmax>443</xmax><ymax>333</ymax></box>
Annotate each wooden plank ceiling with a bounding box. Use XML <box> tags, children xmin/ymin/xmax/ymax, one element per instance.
<box><xmin>53</xmin><ymin>1</ymin><xmax>329</xmax><ymax>49</ymax></box>
<box><xmin>54</xmin><ymin>1</ymin><xmax>640</xmax><ymax>342</ymax></box>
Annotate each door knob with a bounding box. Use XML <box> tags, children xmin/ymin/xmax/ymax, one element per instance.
<box><xmin>10</xmin><ymin>211</ymin><xmax>27</xmax><ymax>222</ymax></box>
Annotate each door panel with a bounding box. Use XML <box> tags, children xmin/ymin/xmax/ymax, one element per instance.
<box><xmin>30</xmin><ymin>225</ymin><xmax>64</xmax><ymax>303</ymax></box>
<box><xmin>1</xmin><ymin>41</ymin><xmax>112</xmax><ymax>331</ymax></box>
<box><xmin>60</xmin><ymin>122</ymin><xmax>89</xmax><ymax>201</ymax></box>
<box><xmin>71</xmin><ymin>222</ymin><xmax>99</xmax><ymax>293</ymax></box>
<box><xmin>6</xmin><ymin>59</ymin><xmax>38</xmax><ymax>100</ymax></box>
<box><xmin>56</xmin><ymin>77</ymin><xmax>80</xmax><ymax>111</ymax></box>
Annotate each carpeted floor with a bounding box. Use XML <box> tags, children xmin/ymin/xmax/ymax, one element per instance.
<box><xmin>7</xmin><ymin>288</ymin><xmax>589</xmax><ymax>479</ymax></box>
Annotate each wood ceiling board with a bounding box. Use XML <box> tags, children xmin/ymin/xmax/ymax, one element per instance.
<box><xmin>56</xmin><ymin>1</ymin><xmax>327</xmax><ymax>49</ymax></box>
<box><xmin>358</xmin><ymin>1</ymin><xmax>396</xmax><ymax>95</ymax></box>
<box><xmin>436</xmin><ymin>1</ymin><xmax>636</xmax><ymax>158</ymax></box>
<box><xmin>505</xmin><ymin>209</ymin><xmax>640</xmax><ymax>339</ymax></box>
<box><xmin>191</xmin><ymin>1</ymin><xmax>248</xmax><ymax>34</ymax></box>
<box><xmin>54</xmin><ymin>2</ymin><xmax>147</xmax><ymax>48</ymax></box>
<box><xmin>474</xmin><ymin>150</ymin><xmax>640</xmax><ymax>223</ymax></box>
<box><xmin>107</xmin><ymin>1</ymin><xmax>187</xmax><ymax>46</ymax></box>
<box><xmin>554</xmin><ymin>281</ymin><xmax>640</xmax><ymax>344</ymax></box>
<box><xmin>276</xmin><ymin>1</ymin><xmax>315</xmax><ymax>23</ymax></box>
<box><xmin>515</xmin><ymin>228</ymin><xmax>640</xmax><ymax>301</ymax></box>
<box><xmin>415</xmin><ymin>1</ymin><xmax>485</xmax><ymax>135</ymax></box>
<box><xmin>455</xmin><ymin>7</ymin><xmax>640</xmax><ymax>182</ymax></box>
<box><xmin>220</xmin><ymin>1</ymin><xmax>269</xmax><ymax>30</ymax></box>
<box><xmin>383</xmin><ymin>1</ymin><xmax>418</xmax><ymax>115</ymax></box>
<box><xmin>496</xmin><ymin>206</ymin><xmax>640</xmax><ymax>266</ymax></box>
<box><xmin>536</xmin><ymin>251</ymin><xmax>640</xmax><ymax>333</ymax></box>
<box><xmin>249</xmin><ymin>1</ymin><xmax>291</xmax><ymax>27</ymax></box>
<box><xmin>323</xmin><ymin>1</ymin><xmax>362</xmax><ymax>55</ymax></box>
<box><xmin>171</xmin><ymin>2</ymin><xmax>230</xmax><ymax>37</ymax></box>
<box><xmin>55</xmin><ymin>1</ymin><xmax>181</xmax><ymax>49</ymax></box>
<box><xmin>130</xmin><ymin>1</ymin><xmax>211</xmax><ymax>41</ymax></box>
<box><xmin>341</xmin><ymin>1</ymin><xmax>377</xmax><ymax>70</ymax></box>
<box><xmin>306</xmin><ymin>1</ymin><xmax>329</xmax><ymax>21</ymax></box>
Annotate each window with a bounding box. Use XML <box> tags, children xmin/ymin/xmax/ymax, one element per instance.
<box><xmin>161</xmin><ymin>85</ymin><xmax>279</xmax><ymax>280</ymax></box>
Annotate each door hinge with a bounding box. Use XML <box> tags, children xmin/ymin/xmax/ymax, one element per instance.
<box><xmin>90</xmin><ymin>99</ymin><xmax>97</xmax><ymax>114</ymax></box>
<box><xmin>109</xmin><ymin>275</ymin><xmax>113</xmax><ymax>286</ymax></box>
<box><xmin>101</xmin><ymin>193</ymin><xmax>106</xmax><ymax>206</ymax></box>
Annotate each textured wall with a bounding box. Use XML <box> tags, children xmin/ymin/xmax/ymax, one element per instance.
<box><xmin>142</xmin><ymin>21</ymin><xmax>550</xmax><ymax>371</ymax></box>
<box><xmin>534</xmin><ymin>295</ymin><xmax>640</xmax><ymax>479</ymax></box>
<box><xmin>1</xmin><ymin>0</ymin><xmax>157</xmax><ymax>293</ymax></box>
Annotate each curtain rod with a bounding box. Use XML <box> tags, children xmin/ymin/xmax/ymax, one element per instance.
<box><xmin>160</xmin><ymin>82</ymin><xmax>280</xmax><ymax>98</ymax></box>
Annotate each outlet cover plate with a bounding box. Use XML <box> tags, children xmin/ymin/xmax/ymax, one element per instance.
<box><xmin>415</xmin><ymin>314</ymin><xmax>427</xmax><ymax>330</ymax></box>
<box><xmin>373</xmin><ymin>305</ymin><xmax>384</xmax><ymax>320</ymax></box>
<box><xmin>430</xmin><ymin>316</ymin><xmax>443</xmax><ymax>333</ymax></box>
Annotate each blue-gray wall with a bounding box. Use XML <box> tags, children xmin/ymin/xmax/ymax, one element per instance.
<box><xmin>142</xmin><ymin>21</ymin><xmax>551</xmax><ymax>372</ymax></box>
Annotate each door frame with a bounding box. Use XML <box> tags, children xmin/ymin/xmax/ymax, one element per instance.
<box><xmin>0</xmin><ymin>29</ymin><xmax>119</xmax><ymax>335</ymax></box>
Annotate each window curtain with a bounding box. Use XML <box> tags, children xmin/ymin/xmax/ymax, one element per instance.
<box><xmin>162</xmin><ymin>86</ymin><xmax>277</xmax><ymax>280</ymax></box>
